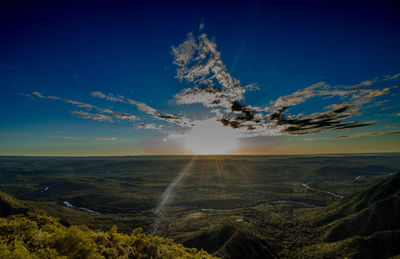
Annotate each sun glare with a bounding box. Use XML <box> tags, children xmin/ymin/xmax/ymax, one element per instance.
<box><xmin>183</xmin><ymin>119</ymin><xmax>239</xmax><ymax>154</ymax></box>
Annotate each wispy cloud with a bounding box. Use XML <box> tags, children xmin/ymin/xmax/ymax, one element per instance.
<box><xmin>61</xmin><ymin>136</ymin><xmax>84</xmax><ymax>140</ymax></box>
<box><xmin>0</xmin><ymin>132</ymin><xmax>27</xmax><ymax>137</ymax></box>
<box><xmin>94</xmin><ymin>137</ymin><xmax>117</xmax><ymax>141</ymax></box>
<box><xmin>112</xmin><ymin>112</ymin><xmax>137</xmax><ymax>121</ymax></box>
<box><xmin>135</xmin><ymin>123</ymin><xmax>164</xmax><ymax>130</ymax></box>
<box><xmin>265</xmin><ymin>82</ymin><xmax>390</xmax><ymax>135</ymax></box>
<box><xmin>90</xmin><ymin>91</ymin><xmax>124</xmax><ymax>102</ymax></box>
<box><xmin>199</xmin><ymin>22</ymin><xmax>204</xmax><ymax>32</ymax></box>
<box><xmin>91</xmin><ymin>91</ymin><xmax>193</xmax><ymax>127</ymax></box>
<box><xmin>385</xmin><ymin>73</ymin><xmax>400</xmax><ymax>80</ymax></box>
<box><xmin>70</xmin><ymin>111</ymin><xmax>113</xmax><ymax>122</ymax></box>
<box><xmin>172</xmin><ymin>33</ymin><xmax>247</xmax><ymax>110</ymax></box>
<box><xmin>65</xmin><ymin>99</ymin><xmax>95</xmax><ymax>109</ymax></box>
<box><xmin>26</xmin><ymin>92</ymin><xmax>138</xmax><ymax>122</ymax></box>
<box><xmin>304</xmin><ymin>130</ymin><xmax>400</xmax><ymax>141</ymax></box>
<box><xmin>48</xmin><ymin>135</ymin><xmax>118</xmax><ymax>141</ymax></box>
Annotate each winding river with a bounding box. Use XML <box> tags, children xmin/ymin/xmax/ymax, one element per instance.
<box><xmin>63</xmin><ymin>201</ymin><xmax>102</xmax><ymax>214</ymax></box>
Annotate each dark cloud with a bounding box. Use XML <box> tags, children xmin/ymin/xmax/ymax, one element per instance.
<box><xmin>218</xmin><ymin>101</ymin><xmax>262</xmax><ymax>130</ymax></box>
<box><xmin>215</xmin><ymin>82</ymin><xmax>389</xmax><ymax>135</ymax></box>
<box><xmin>266</xmin><ymin>104</ymin><xmax>376</xmax><ymax>135</ymax></box>
<box><xmin>264</xmin><ymin>84</ymin><xmax>391</xmax><ymax>135</ymax></box>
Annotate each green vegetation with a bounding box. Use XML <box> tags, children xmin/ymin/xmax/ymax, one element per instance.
<box><xmin>292</xmin><ymin>172</ymin><xmax>400</xmax><ymax>258</ymax></box>
<box><xmin>1</xmin><ymin>154</ymin><xmax>400</xmax><ymax>258</ymax></box>
<box><xmin>0</xmin><ymin>193</ymin><xmax>217</xmax><ymax>258</ymax></box>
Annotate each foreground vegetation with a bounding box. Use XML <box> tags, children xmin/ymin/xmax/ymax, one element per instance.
<box><xmin>0</xmin><ymin>192</ymin><xmax>217</xmax><ymax>258</ymax></box>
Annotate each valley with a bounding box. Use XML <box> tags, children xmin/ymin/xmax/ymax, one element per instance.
<box><xmin>1</xmin><ymin>154</ymin><xmax>399</xmax><ymax>258</ymax></box>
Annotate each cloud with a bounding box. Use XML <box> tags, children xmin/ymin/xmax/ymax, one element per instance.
<box><xmin>26</xmin><ymin>91</ymin><xmax>138</xmax><ymax>122</ymax></box>
<box><xmin>65</xmin><ymin>100</ymin><xmax>96</xmax><ymax>109</ymax></box>
<box><xmin>90</xmin><ymin>91</ymin><xmax>106</xmax><ymax>99</ymax></box>
<box><xmin>90</xmin><ymin>91</ymin><xmax>124</xmax><ymax>102</ymax></box>
<box><xmin>31</xmin><ymin>91</ymin><xmax>96</xmax><ymax>109</ymax></box>
<box><xmin>218</xmin><ymin>101</ymin><xmax>263</xmax><ymax>130</ymax></box>
<box><xmin>135</xmin><ymin>123</ymin><xmax>164</xmax><ymax>130</ymax></box>
<box><xmin>70</xmin><ymin>111</ymin><xmax>113</xmax><ymax>122</ymax></box>
<box><xmin>23</xmin><ymin>29</ymin><xmax>400</xmax><ymax>145</ymax></box>
<box><xmin>172</xmin><ymin>33</ymin><xmax>247</xmax><ymax>110</ymax></box>
<box><xmin>126</xmin><ymin>98</ymin><xmax>183</xmax><ymax>122</ymax></box>
<box><xmin>169</xmin><ymin>31</ymin><xmax>397</xmax><ymax>136</ymax></box>
<box><xmin>32</xmin><ymin>91</ymin><xmax>45</xmax><ymax>98</ymax></box>
<box><xmin>199</xmin><ymin>23</ymin><xmax>204</xmax><ymax>32</ymax></box>
<box><xmin>91</xmin><ymin>90</ymin><xmax>192</xmax><ymax>127</ymax></box>
<box><xmin>110</xmin><ymin>112</ymin><xmax>138</xmax><ymax>121</ymax></box>
<box><xmin>94</xmin><ymin>137</ymin><xmax>117</xmax><ymax>141</ymax></box>
<box><xmin>49</xmin><ymin>135</ymin><xmax>118</xmax><ymax>141</ymax></box>
<box><xmin>0</xmin><ymin>132</ymin><xmax>26</xmax><ymax>137</ymax></box>
<box><xmin>265</xmin><ymin>82</ymin><xmax>391</xmax><ymax>135</ymax></box>
<box><xmin>97</xmin><ymin>108</ymin><xmax>138</xmax><ymax>121</ymax></box>
<box><xmin>266</xmin><ymin>82</ymin><xmax>328</xmax><ymax>111</ymax></box>
<box><xmin>171</xmin><ymin>32</ymin><xmax>267</xmax><ymax>134</ymax></box>
<box><xmin>304</xmin><ymin>130</ymin><xmax>400</xmax><ymax>141</ymax></box>
<box><xmin>386</xmin><ymin>125</ymin><xmax>400</xmax><ymax>129</ymax></box>
<box><xmin>61</xmin><ymin>136</ymin><xmax>84</xmax><ymax>140</ymax></box>
<box><xmin>32</xmin><ymin>92</ymin><xmax>61</xmax><ymax>100</ymax></box>
<box><xmin>385</xmin><ymin>73</ymin><xmax>400</xmax><ymax>80</ymax></box>
<box><xmin>169</xmin><ymin>29</ymin><xmax>400</xmax><ymax>138</ymax></box>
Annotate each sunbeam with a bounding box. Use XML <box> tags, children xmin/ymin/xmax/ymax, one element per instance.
<box><xmin>153</xmin><ymin>156</ymin><xmax>197</xmax><ymax>234</ymax></box>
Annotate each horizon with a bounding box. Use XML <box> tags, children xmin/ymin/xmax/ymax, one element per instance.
<box><xmin>1</xmin><ymin>151</ymin><xmax>400</xmax><ymax>158</ymax></box>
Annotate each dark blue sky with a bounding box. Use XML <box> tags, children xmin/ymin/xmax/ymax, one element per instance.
<box><xmin>1</xmin><ymin>0</ymin><xmax>399</xmax><ymax>155</ymax></box>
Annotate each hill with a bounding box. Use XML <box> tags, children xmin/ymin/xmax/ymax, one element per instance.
<box><xmin>183</xmin><ymin>225</ymin><xmax>274</xmax><ymax>259</ymax></box>
<box><xmin>0</xmin><ymin>191</ymin><xmax>218</xmax><ymax>259</ymax></box>
<box><xmin>0</xmin><ymin>190</ymin><xmax>28</xmax><ymax>217</ymax></box>
<box><xmin>295</xmin><ymin>172</ymin><xmax>400</xmax><ymax>258</ymax></box>
<box><xmin>170</xmin><ymin>173</ymin><xmax>400</xmax><ymax>258</ymax></box>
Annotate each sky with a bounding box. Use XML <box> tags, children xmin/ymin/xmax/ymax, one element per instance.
<box><xmin>0</xmin><ymin>0</ymin><xmax>400</xmax><ymax>155</ymax></box>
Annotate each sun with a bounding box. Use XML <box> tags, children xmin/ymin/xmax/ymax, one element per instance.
<box><xmin>182</xmin><ymin>119</ymin><xmax>239</xmax><ymax>155</ymax></box>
